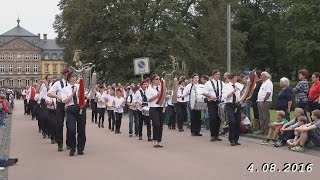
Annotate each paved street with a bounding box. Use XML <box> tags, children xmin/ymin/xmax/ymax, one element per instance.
<box><xmin>7</xmin><ymin>100</ymin><xmax>320</xmax><ymax>180</ymax></box>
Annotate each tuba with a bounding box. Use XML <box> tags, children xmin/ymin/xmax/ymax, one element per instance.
<box><xmin>69</xmin><ymin>50</ymin><xmax>96</xmax><ymax>111</ymax></box>
<box><xmin>156</xmin><ymin>71</ymin><xmax>178</xmax><ymax>111</ymax></box>
<box><xmin>239</xmin><ymin>69</ymin><xmax>256</xmax><ymax>103</ymax></box>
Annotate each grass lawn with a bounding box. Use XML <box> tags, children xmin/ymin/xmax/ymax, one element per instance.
<box><xmin>250</xmin><ymin>109</ymin><xmax>295</xmax><ymax>123</ymax></box>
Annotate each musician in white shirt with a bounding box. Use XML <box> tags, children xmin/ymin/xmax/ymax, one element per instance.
<box><xmin>96</xmin><ymin>85</ymin><xmax>107</xmax><ymax>128</ymax></box>
<box><xmin>146</xmin><ymin>74</ymin><xmax>164</xmax><ymax>148</ymax></box>
<box><xmin>61</xmin><ymin>72</ymin><xmax>86</xmax><ymax>156</ymax></box>
<box><xmin>106</xmin><ymin>88</ymin><xmax>116</xmax><ymax>131</ymax></box>
<box><xmin>175</xmin><ymin>80</ymin><xmax>188</xmax><ymax>132</ymax></box>
<box><xmin>38</xmin><ymin>74</ymin><xmax>52</xmax><ymax>139</ymax></box>
<box><xmin>113</xmin><ymin>89</ymin><xmax>126</xmax><ymax>134</ymax></box>
<box><xmin>202</xmin><ymin>69</ymin><xmax>225</xmax><ymax>142</ymax></box>
<box><xmin>136</xmin><ymin>78</ymin><xmax>152</xmax><ymax>141</ymax></box>
<box><xmin>180</xmin><ymin>73</ymin><xmax>202</xmax><ymax>136</ymax></box>
<box><xmin>222</xmin><ymin>73</ymin><xmax>243</xmax><ymax>146</ymax></box>
<box><xmin>47</xmin><ymin>68</ymin><xmax>70</xmax><ymax>152</ymax></box>
<box><xmin>126</xmin><ymin>86</ymin><xmax>140</xmax><ymax>137</ymax></box>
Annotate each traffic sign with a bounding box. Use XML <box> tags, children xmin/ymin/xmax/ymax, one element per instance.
<box><xmin>134</xmin><ymin>57</ymin><xmax>150</xmax><ymax>75</ymax></box>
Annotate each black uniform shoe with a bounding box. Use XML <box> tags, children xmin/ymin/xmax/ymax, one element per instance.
<box><xmin>148</xmin><ymin>137</ymin><xmax>152</xmax><ymax>141</ymax></box>
<box><xmin>139</xmin><ymin>136</ymin><xmax>142</xmax><ymax>140</ymax></box>
<box><xmin>235</xmin><ymin>142</ymin><xmax>241</xmax><ymax>146</ymax></box>
<box><xmin>210</xmin><ymin>137</ymin><xmax>215</xmax><ymax>142</ymax></box>
<box><xmin>101</xmin><ymin>124</ymin><xmax>104</xmax><ymax>128</ymax></box>
<box><xmin>214</xmin><ymin>137</ymin><xmax>222</xmax><ymax>141</ymax></box>
<box><xmin>58</xmin><ymin>146</ymin><xmax>63</xmax><ymax>152</ymax></box>
<box><xmin>69</xmin><ymin>149</ymin><xmax>75</xmax><ymax>156</ymax></box>
<box><xmin>67</xmin><ymin>146</ymin><xmax>71</xmax><ymax>150</ymax></box>
<box><xmin>230</xmin><ymin>141</ymin><xmax>236</xmax><ymax>146</ymax></box>
<box><xmin>78</xmin><ymin>151</ymin><xmax>84</xmax><ymax>155</ymax></box>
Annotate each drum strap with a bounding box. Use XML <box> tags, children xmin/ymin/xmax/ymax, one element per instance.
<box><xmin>210</xmin><ymin>80</ymin><xmax>223</xmax><ymax>98</ymax></box>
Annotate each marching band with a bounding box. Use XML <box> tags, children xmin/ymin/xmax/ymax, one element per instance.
<box><xmin>21</xmin><ymin>64</ymin><xmax>271</xmax><ymax>157</ymax></box>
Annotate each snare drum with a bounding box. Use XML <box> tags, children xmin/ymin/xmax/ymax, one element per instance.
<box><xmin>189</xmin><ymin>84</ymin><xmax>207</xmax><ymax>110</ymax></box>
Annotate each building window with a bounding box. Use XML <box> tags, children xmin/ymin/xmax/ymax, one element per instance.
<box><xmin>0</xmin><ymin>64</ymin><xmax>4</xmax><ymax>73</ymax></box>
<box><xmin>26</xmin><ymin>79</ymin><xmax>30</xmax><ymax>87</ymax></box>
<box><xmin>34</xmin><ymin>79</ymin><xmax>38</xmax><ymax>84</ymax></box>
<box><xmin>33</xmin><ymin>54</ymin><xmax>38</xmax><ymax>60</ymax></box>
<box><xmin>60</xmin><ymin>53</ymin><xmax>64</xmax><ymax>59</ymax></box>
<box><xmin>17</xmin><ymin>54</ymin><xmax>22</xmax><ymax>60</ymax></box>
<box><xmin>53</xmin><ymin>64</ymin><xmax>57</xmax><ymax>73</ymax></box>
<box><xmin>9</xmin><ymin>79</ymin><xmax>13</xmax><ymax>87</ymax></box>
<box><xmin>8</xmin><ymin>64</ymin><xmax>13</xmax><ymax>74</ymax></box>
<box><xmin>25</xmin><ymin>54</ymin><xmax>30</xmax><ymax>60</ymax></box>
<box><xmin>21</xmin><ymin>54</ymin><xmax>25</xmax><ymax>60</ymax></box>
<box><xmin>0</xmin><ymin>54</ymin><xmax>4</xmax><ymax>60</ymax></box>
<box><xmin>45</xmin><ymin>64</ymin><xmax>49</xmax><ymax>73</ymax></box>
<box><xmin>25</xmin><ymin>64</ymin><xmax>30</xmax><ymax>74</ymax></box>
<box><xmin>8</xmin><ymin>54</ymin><xmax>13</xmax><ymax>60</ymax></box>
<box><xmin>17</xmin><ymin>79</ymin><xmax>21</xmax><ymax>87</ymax></box>
<box><xmin>17</xmin><ymin>64</ymin><xmax>21</xmax><ymax>74</ymax></box>
<box><xmin>0</xmin><ymin>80</ymin><xmax>4</xmax><ymax>87</ymax></box>
<box><xmin>33</xmin><ymin>64</ymin><xmax>38</xmax><ymax>74</ymax></box>
<box><xmin>44</xmin><ymin>53</ymin><xmax>49</xmax><ymax>59</ymax></box>
<box><xmin>52</xmin><ymin>53</ymin><xmax>57</xmax><ymax>59</ymax></box>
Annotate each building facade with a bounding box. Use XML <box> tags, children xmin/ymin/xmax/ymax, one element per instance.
<box><xmin>0</xmin><ymin>19</ymin><xmax>65</xmax><ymax>89</ymax></box>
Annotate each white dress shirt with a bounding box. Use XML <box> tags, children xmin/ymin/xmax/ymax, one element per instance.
<box><xmin>204</xmin><ymin>79</ymin><xmax>224</xmax><ymax>101</ymax></box>
<box><xmin>61</xmin><ymin>83</ymin><xmax>80</xmax><ymax>107</ymax></box>
<box><xmin>106</xmin><ymin>95</ymin><xmax>115</xmax><ymax>111</ymax></box>
<box><xmin>222</xmin><ymin>82</ymin><xmax>243</xmax><ymax>103</ymax></box>
<box><xmin>257</xmin><ymin>79</ymin><xmax>273</xmax><ymax>102</ymax></box>
<box><xmin>146</xmin><ymin>86</ymin><xmax>160</xmax><ymax>108</ymax></box>
<box><xmin>177</xmin><ymin>85</ymin><xmax>189</xmax><ymax>103</ymax></box>
<box><xmin>39</xmin><ymin>83</ymin><xmax>48</xmax><ymax>100</ymax></box>
<box><xmin>96</xmin><ymin>92</ymin><xmax>107</xmax><ymax>108</ymax></box>
<box><xmin>48</xmin><ymin>79</ymin><xmax>68</xmax><ymax>101</ymax></box>
<box><xmin>114</xmin><ymin>96</ymin><xmax>125</xmax><ymax>113</ymax></box>
<box><xmin>46</xmin><ymin>97</ymin><xmax>57</xmax><ymax>110</ymax></box>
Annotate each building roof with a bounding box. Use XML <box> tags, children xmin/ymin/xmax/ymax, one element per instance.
<box><xmin>0</xmin><ymin>25</ymin><xmax>37</xmax><ymax>37</ymax></box>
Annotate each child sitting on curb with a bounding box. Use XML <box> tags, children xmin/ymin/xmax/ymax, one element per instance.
<box><xmin>287</xmin><ymin>116</ymin><xmax>308</xmax><ymax>147</ymax></box>
<box><xmin>274</xmin><ymin>108</ymin><xmax>305</xmax><ymax>147</ymax></box>
<box><xmin>261</xmin><ymin>110</ymin><xmax>288</xmax><ymax>145</ymax></box>
<box><xmin>291</xmin><ymin>110</ymin><xmax>320</xmax><ymax>152</ymax></box>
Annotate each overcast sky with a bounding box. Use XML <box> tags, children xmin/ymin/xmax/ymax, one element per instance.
<box><xmin>0</xmin><ymin>0</ymin><xmax>60</xmax><ymax>39</ymax></box>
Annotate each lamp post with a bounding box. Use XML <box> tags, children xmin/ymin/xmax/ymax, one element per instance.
<box><xmin>227</xmin><ymin>2</ymin><xmax>231</xmax><ymax>72</ymax></box>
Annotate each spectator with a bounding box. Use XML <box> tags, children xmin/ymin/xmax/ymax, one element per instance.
<box><xmin>274</xmin><ymin>108</ymin><xmax>305</xmax><ymax>147</ymax></box>
<box><xmin>249</xmin><ymin>70</ymin><xmax>262</xmax><ymax>131</ymax></box>
<box><xmin>308</xmin><ymin>72</ymin><xmax>320</xmax><ymax>114</ymax></box>
<box><xmin>286</xmin><ymin>116</ymin><xmax>308</xmax><ymax>147</ymax></box>
<box><xmin>276</xmin><ymin>77</ymin><xmax>293</xmax><ymax>120</ymax></box>
<box><xmin>292</xmin><ymin>69</ymin><xmax>309</xmax><ymax>115</ymax></box>
<box><xmin>291</xmin><ymin>109</ymin><xmax>320</xmax><ymax>152</ymax></box>
<box><xmin>257</xmin><ymin>71</ymin><xmax>273</xmax><ymax>135</ymax></box>
<box><xmin>260</xmin><ymin>110</ymin><xmax>288</xmax><ymax>145</ymax></box>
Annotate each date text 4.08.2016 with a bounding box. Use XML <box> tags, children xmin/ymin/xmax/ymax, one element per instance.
<box><xmin>247</xmin><ymin>163</ymin><xmax>313</xmax><ymax>173</ymax></box>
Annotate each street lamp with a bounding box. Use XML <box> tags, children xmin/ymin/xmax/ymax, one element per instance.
<box><xmin>227</xmin><ymin>2</ymin><xmax>231</xmax><ymax>72</ymax></box>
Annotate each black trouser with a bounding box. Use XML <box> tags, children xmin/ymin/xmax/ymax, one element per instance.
<box><xmin>56</xmin><ymin>102</ymin><xmax>69</xmax><ymax>148</ymax></box>
<box><xmin>98</xmin><ymin>108</ymin><xmax>106</xmax><ymax>126</ymax></box>
<box><xmin>24</xmin><ymin>99</ymin><xmax>28</xmax><ymax>114</ymax></box>
<box><xmin>115</xmin><ymin>112</ymin><xmax>123</xmax><ymax>131</ymax></box>
<box><xmin>29</xmin><ymin>100</ymin><xmax>36</xmax><ymax>119</ymax></box>
<box><xmin>175</xmin><ymin>102</ymin><xmax>187</xmax><ymax>130</ymax></box>
<box><xmin>138</xmin><ymin>110</ymin><xmax>151</xmax><ymax>138</ymax></box>
<box><xmin>166</xmin><ymin>105</ymin><xmax>176</xmax><ymax>128</ymax></box>
<box><xmin>149</xmin><ymin>107</ymin><xmax>164</xmax><ymax>142</ymax></box>
<box><xmin>225</xmin><ymin>103</ymin><xmax>241</xmax><ymax>143</ymax></box>
<box><xmin>107</xmin><ymin>110</ymin><xmax>115</xmax><ymax>130</ymax></box>
<box><xmin>190</xmin><ymin>109</ymin><xmax>201</xmax><ymax>135</ymax></box>
<box><xmin>66</xmin><ymin>108</ymin><xmax>86</xmax><ymax>152</ymax></box>
<box><xmin>91</xmin><ymin>99</ymin><xmax>98</xmax><ymax>123</ymax></box>
<box><xmin>279</xmin><ymin>130</ymin><xmax>295</xmax><ymax>142</ymax></box>
<box><xmin>207</xmin><ymin>102</ymin><xmax>221</xmax><ymax>137</ymax></box>
<box><xmin>39</xmin><ymin>99</ymin><xmax>48</xmax><ymax>135</ymax></box>
<box><xmin>48</xmin><ymin>109</ymin><xmax>57</xmax><ymax>141</ymax></box>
